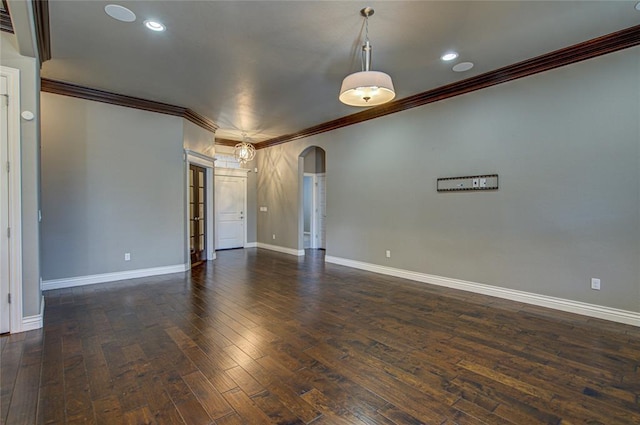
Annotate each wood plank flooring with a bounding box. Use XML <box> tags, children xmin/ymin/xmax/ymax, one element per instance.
<box><xmin>2</xmin><ymin>248</ymin><xmax>640</xmax><ymax>424</ymax></box>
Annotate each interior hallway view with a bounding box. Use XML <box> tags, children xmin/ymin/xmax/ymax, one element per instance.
<box><xmin>2</xmin><ymin>248</ymin><xmax>640</xmax><ymax>424</ymax></box>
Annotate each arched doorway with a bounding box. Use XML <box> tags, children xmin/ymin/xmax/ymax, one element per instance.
<box><xmin>299</xmin><ymin>147</ymin><xmax>326</xmax><ymax>250</ymax></box>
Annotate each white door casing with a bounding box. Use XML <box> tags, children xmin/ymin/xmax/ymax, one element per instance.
<box><xmin>0</xmin><ymin>66</ymin><xmax>23</xmax><ymax>334</ymax></box>
<box><xmin>316</xmin><ymin>174</ymin><xmax>326</xmax><ymax>249</ymax></box>
<box><xmin>215</xmin><ymin>169</ymin><xmax>247</xmax><ymax>250</ymax></box>
<box><xmin>185</xmin><ymin>150</ymin><xmax>215</xmax><ymax>265</ymax></box>
<box><xmin>303</xmin><ymin>173</ymin><xmax>315</xmax><ymax>249</ymax></box>
<box><xmin>1</xmin><ymin>75</ymin><xmax>10</xmax><ymax>333</ymax></box>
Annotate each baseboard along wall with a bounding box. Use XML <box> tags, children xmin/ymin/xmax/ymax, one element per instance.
<box><xmin>41</xmin><ymin>264</ymin><xmax>188</xmax><ymax>291</ymax></box>
<box><xmin>21</xmin><ymin>295</ymin><xmax>45</xmax><ymax>332</ymax></box>
<box><xmin>256</xmin><ymin>243</ymin><xmax>305</xmax><ymax>256</ymax></box>
<box><xmin>325</xmin><ymin>255</ymin><xmax>640</xmax><ymax>327</ymax></box>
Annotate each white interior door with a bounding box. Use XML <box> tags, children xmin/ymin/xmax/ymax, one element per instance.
<box><xmin>1</xmin><ymin>75</ymin><xmax>10</xmax><ymax>333</ymax></box>
<box><xmin>215</xmin><ymin>175</ymin><xmax>246</xmax><ymax>249</ymax></box>
<box><xmin>315</xmin><ymin>174</ymin><xmax>326</xmax><ymax>250</ymax></box>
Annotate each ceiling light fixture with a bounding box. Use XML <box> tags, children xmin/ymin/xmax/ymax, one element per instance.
<box><xmin>636</xmin><ymin>1</ymin><xmax>640</xmax><ymax>11</ymax></box>
<box><xmin>339</xmin><ymin>7</ymin><xmax>395</xmax><ymax>107</ymax></box>
<box><xmin>234</xmin><ymin>133</ymin><xmax>256</xmax><ymax>165</ymax></box>
<box><xmin>441</xmin><ymin>52</ymin><xmax>458</xmax><ymax>61</ymax></box>
<box><xmin>453</xmin><ymin>62</ymin><xmax>474</xmax><ymax>72</ymax></box>
<box><xmin>144</xmin><ymin>19</ymin><xmax>165</xmax><ymax>32</ymax></box>
<box><xmin>104</xmin><ymin>4</ymin><xmax>136</xmax><ymax>22</ymax></box>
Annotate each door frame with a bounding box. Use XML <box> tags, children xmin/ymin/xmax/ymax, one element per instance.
<box><xmin>298</xmin><ymin>146</ymin><xmax>326</xmax><ymax>253</ymax></box>
<box><xmin>185</xmin><ymin>150</ymin><xmax>215</xmax><ymax>268</ymax></box>
<box><xmin>214</xmin><ymin>167</ymin><xmax>248</xmax><ymax>250</ymax></box>
<box><xmin>1</xmin><ymin>66</ymin><xmax>23</xmax><ymax>334</ymax></box>
<box><xmin>314</xmin><ymin>173</ymin><xmax>326</xmax><ymax>249</ymax></box>
<box><xmin>303</xmin><ymin>173</ymin><xmax>317</xmax><ymax>249</ymax></box>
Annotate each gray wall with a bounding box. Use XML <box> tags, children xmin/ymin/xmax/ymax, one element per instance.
<box><xmin>303</xmin><ymin>148</ymin><xmax>316</xmax><ymax>173</ymax></box>
<box><xmin>1</xmin><ymin>32</ymin><xmax>41</xmax><ymax>317</ymax></box>
<box><xmin>303</xmin><ymin>176</ymin><xmax>312</xmax><ymax>233</ymax></box>
<box><xmin>257</xmin><ymin>149</ymin><xmax>300</xmax><ymax>247</ymax></box>
<box><xmin>41</xmin><ymin>93</ymin><xmax>186</xmax><ymax>280</ymax></box>
<box><xmin>256</xmin><ymin>46</ymin><xmax>640</xmax><ymax>312</ymax></box>
<box><xmin>246</xmin><ymin>162</ymin><xmax>257</xmax><ymax>243</ymax></box>
<box><xmin>183</xmin><ymin>120</ymin><xmax>215</xmax><ymax>156</ymax></box>
<box><xmin>303</xmin><ymin>146</ymin><xmax>326</xmax><ymax>173</ymax></box>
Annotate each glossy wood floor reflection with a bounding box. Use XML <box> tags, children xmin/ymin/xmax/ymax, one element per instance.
<box><xmin>3</xmin><ymin>248</ymin><xmax>640</xmax><ymax>424</ymax></box>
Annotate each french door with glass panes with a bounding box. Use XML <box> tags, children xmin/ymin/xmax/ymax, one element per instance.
<box><xmin>189</xmin><ymin>164</ymin><xmax>207</xmax><ymax>266</ymax></box>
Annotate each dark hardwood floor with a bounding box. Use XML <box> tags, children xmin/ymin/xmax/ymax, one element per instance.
<box><xmin>2</xmin><ymin>248</ymin><xmax>640</xmax><ymax>424</ymax></box>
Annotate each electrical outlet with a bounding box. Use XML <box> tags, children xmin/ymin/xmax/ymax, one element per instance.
<box><xmin>272</xmin><ymin>234</ymin><xmax>276</xmax><ymax>240</ymax></box>
<box><xmin>124</xmin><ymin>253</ymin><xmax>131</xmax><ymax>261</ymax></box>
<box><xmin>385</xmin><ymin>250</ymin><xmax>391</xmax><ymax>258</ymax></box>
<box><xmin>591</xmin><ymin>278</ymin><xmax>601</xmax><ymax>290</ymax></box>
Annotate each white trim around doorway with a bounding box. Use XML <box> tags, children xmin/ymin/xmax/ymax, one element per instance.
<box><xmin>185</xmin><ymin>150</ymin><xmax>216</xmax><ymax>268</ymax></box>
<box><xmin>1</xmin><ymin>66</ymin><xmax>23</xmax><ymax>333</ymax></box>
<box><xmin>303</xmin><ymin>173</ymin><xmax>317</xmax><ymax>249</ymax></box>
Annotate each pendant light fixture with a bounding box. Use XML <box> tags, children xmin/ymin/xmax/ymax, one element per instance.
<box><xmin>339</xmin><ymin>7</ymin><xmax>395</xmax><ymax>107</ymax></box>
<box><xmin>234</xmin><ymin>133</ymin><xmax>256</xmax><ymax>165</ymax></box>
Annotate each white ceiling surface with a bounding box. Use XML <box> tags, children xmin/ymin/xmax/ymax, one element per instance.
<box><xmin>41</xmin><ymin>1</ymin><xmax>639</xmax><ymax>142</ymax></box>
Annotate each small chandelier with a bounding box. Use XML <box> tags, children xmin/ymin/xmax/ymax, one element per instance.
<box><xmin>234</xmin><ymin>133</ymin><xmax>256</xmax><ymax>165</ymax></box>
<box><xmin>339</xmin><ymin>7</ymin><xmax>395</xmax><ymax>107</ymax></box>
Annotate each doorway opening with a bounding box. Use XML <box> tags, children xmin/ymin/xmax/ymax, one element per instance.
<box><xmin>189</xmin><ymin>164</ymin><xmax>207</xmax><ymax>267</ymax></box>
<box><xmin>185</xmin><ymin>150</ymin><xmax>215</xmax><ymax>269</ymax></box>
<box><xmin>299</xmin><ymin>146</ymin><xmax>326</xmax><ymax>251</ymax></box>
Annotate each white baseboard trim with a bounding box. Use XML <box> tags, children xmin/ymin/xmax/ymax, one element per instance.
<box><xmin>325</xmin><ymin>256</ymin><xmax>640</xmax><ymax>327</ymax></box>
<box><xmin>257</xmin><ymin>243</ymin><xmax>305</xmax><ymax>257</ymax></box>
<box><xmin>21</xmin><ymin>295</ymin><xmax>44</xmax><ymax>332</ymax></box>
<box><xmin>42</xmin><ymin>264</ymin><xmax>189</xmax><ymax>291</ymax></box>
<box><xmin>245</xmin><ymin>242</ymin><xmax>258</xmax><ymax>248</ymax></box>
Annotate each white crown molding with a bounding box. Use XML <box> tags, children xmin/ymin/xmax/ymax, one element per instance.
<box><xmin>325</xmin><ymin>256</ymin><xmax>640</xmax><ymax>327</ymax></box>
<box><xmin>42</xmin><ymin>264</ymin><xmax>188</xmax><ymax>291</ymax></box>
<box><xmin>257</xmin><ymin>243</ymin><xmax>304</xmax><ymax>257</ymax></box>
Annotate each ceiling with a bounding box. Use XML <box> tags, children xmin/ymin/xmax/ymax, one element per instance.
<box><xmin>41</xmin><ymin>1</ymin><xmax>640</xmax><ymax>144</ymax></box>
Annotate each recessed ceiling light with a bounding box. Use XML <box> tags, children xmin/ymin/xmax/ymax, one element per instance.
<box><xmin>636</xmin><ymin>2</ymin><xmax>640</xmax><ymax>11</ymax></box>
<box><xmin>441</xmin><ymin>52</ymin><xmax>458</xmax><ymax>61</ymax></box>
<box><xmin>104</xmin><ymin>4</ymin><xmax>136</xmax><ymax>23</ymax></box>
<box><xmin>144</xmin><ymin>20</ymin><xmax>166</xmax><ymax>32</ymax></box>
<box><xmin>452</xmin><ymin>62</ymin><xmax>474</xmax><ymax>72</ymax></box>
